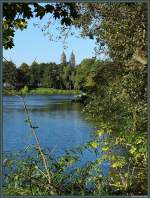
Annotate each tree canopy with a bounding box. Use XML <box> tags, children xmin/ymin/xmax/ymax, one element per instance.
<box><xmin>72</xmin><ymin>3</ymin><xmax>147</xmax><ymax>65</ymax></box>
<box><xmin>3</xmin><ymin>60</ymin><xmax>76</xmax><ymax>90</ymax></box>
<box><xmin>3</xmin><ymin>3</ymin><xmax>80</xmax><ymax>49</ymax></box>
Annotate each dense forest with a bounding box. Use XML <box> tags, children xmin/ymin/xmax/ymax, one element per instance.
<box><xmin>3</xmin><ymin>61</ymin><xmax>76</xmax><ymax>90</ymax></box>
<box><xmin>3</xmin><ymin>50</ymin><xmax>76</xmax><ymax>91</ymax></box>
<box><xmin>3</xmin><ymin>2</ymin><xmax>148</xmax><ymax>196</ymax></box>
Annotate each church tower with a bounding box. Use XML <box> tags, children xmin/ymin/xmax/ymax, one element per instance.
<box><xmin>69</xmin><ymin>51</ymin><xmax>75</xmax><ymax>67</ymax></box>
<box><xmin>60</xmin><ymin>51</ymin><xmax>67</xmax><ymax>65</ymax></box>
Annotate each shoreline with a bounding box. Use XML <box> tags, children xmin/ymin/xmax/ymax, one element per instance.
<box><xmin>3</xmin><ymin>88</ymin><xmax>81</xmax><ymax>96</ymax></box>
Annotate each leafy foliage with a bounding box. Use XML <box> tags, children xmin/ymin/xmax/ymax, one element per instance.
<box><xmin>3</xmin><ymin>146</ymin><xmax>107</xmax><ymax>195</ymax></box>
<box><xmin>3</xmin><ymin>2</ymin><xmax>148</xmax><ymax>196</ymax></box>
<box><xmin>3</xmin><ymin>58</ymin><xmax>148</xmax><ymax>195</ymax></box>
<box><xmin>3</xmin><ymin>61</ymin><xmax>76</xmax><ymax>91</ymax></box>
<box><xmin>73</xmin><ymin>3</ymin><xmax>147</xmax><ymax>65</ymax></box>
<box><xmin>79</xmin><ymin>60</ymin><xmax>147</xmax><ymax>195</ymax></box>
<box><xmin>3</xmin><ymin>3</ymin><xmax>80</xmax><ymax>49</ymax></box>
<box><xmin>3</xmin><ymin>61</ymin><xmax>17</xmax><ymax>87</ymax></box>
<box><xmin>16</xmin><ymin>63</ymin><xmax>30</xmax><ymax>88</ymax></box>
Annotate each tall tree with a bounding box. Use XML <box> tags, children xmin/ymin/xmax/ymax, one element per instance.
<box><xmin>3</xmin><ymin>61</ymin><xmax>17</xmax><ymax>88</ymax></box>
<box><xmin>30</xmin><ymin>61</ymin><xmax>42</xmax><ymax>87</ymax></box>
<box><xmin>16</xmin><ymin>63</ymin><xmax>30</xmax><ymax>88</ymax></box>
<box><xmin>73</xmin><ymin>3</ymin><xmax>147</xmax><ymax>66</ymax></box>
<box><xmin>42</xmin><ymin>63</ymin><xmax>58</xmax><ymax>88</ymax></box>
<box><xmin>75</xmin><ymin>58</ymin><xmax>96</xmax><ymax>91</ymax></box>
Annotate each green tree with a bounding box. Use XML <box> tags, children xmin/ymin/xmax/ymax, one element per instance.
<box><xmin>62</xmin><ymin>65</ymin><xmax>73</xmax><ymax>90</ymax></box>
<box><xmin>16</xmin><ymin>63</ymin><xmax>30</xmax><ymax>88</ymax></box>
<box><xmin>3</xmin><ymin>61</ymin><xmax>17</xmax><ymax>88</ymax></box>
<box><xmin>78</xmin><ymin>59</ymin><xmax>147</xmax><ymax>195</ymax></box>
<box><xmin>30</xmin><ymin>61</ymin><xmax>43</xmax><ymax>88</ymax></box>
<box><xmin>42</xmin><ymin>63</ymin><xmax>57</xmax><ymax>88</ymax></box>
<box><xmin>75</xmin><ymin>58</ymin><xmax>96</xmax><ymax>91</ymax></box>
<box><xmin>73</xmin><ymin>3</ymin><xmax>147</xmax><ymax>65</ymax></box>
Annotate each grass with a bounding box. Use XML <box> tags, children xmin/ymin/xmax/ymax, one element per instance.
<box><xmin>30</xmin><ymin>88</ymin><xmax>81</xmax><ymax>95</ymax></box>
<box><xmin>3</xmin><ymin>87</ymin><xmax>81</xmax><ymax>96</ymax></box>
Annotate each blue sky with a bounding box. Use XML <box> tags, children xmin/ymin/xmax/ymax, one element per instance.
<box><xmin>3</xmin><ymin>15</ymin><xmax>97</xmax><ymax>67</ymax></box>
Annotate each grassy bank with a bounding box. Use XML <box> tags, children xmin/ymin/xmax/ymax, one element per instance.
<box><xmin>30</xmin><ymin>88</ymin><xmax>81</xmax><ymax>95</ymax></box>
<box><xmin>3</xmin><ymin>87</ymin><xmax>81</xmax><ymax>96</ymax></box>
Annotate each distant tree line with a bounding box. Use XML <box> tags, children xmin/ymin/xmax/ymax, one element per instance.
<box><xmin>3</xmin><ymin>57</ymin><xmax>108</xmax><ymax>91</ymax></box>
<box><xmin>3</xmin><ymin>61</ymin><xmax>76</xmax><ymax>90</ymax></box>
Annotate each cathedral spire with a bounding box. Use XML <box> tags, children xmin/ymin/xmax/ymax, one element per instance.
<box><xmin>60</xmin><ymin>51</ymin><xmax>67</xmax><ymax>64</ymax></box>
<box><xmin>69</xmin><ymin>51</ymin><xmax>75</xmax><ymax>67</ymax></box>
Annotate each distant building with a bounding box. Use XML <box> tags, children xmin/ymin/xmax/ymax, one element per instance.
<box><xmin>69</xmin><ymin>51</ymin><xmax>76</xmax><ymax>67</ymax></box>
<box><xmin>60</xmin><ymin>51</ymin><xmax>67</xmax><ymax>65</ymax></box>
<box><xmin>60</xmin><ymin>51</ymin><xmax>76</xmax><ymax>67</ymax></box>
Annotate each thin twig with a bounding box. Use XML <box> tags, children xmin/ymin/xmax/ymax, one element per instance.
<box><xmin>15</xmin><ymin>95</ymin><xmax>53</xmax><ymax>190</ymax></box>
<box><xmin>3</xmin><ymin>56</ymin><xmax>10</xmax><ymax>63</ymax></box>
<box><xmin>23</xmin><ymin>96</ymin><xmax>52</xmax><ymax>184</ymax></box>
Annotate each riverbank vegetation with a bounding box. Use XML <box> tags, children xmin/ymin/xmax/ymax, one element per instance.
<box><xmin>3</xmin><ymin>2</ymin><xmax>147</xmax><ymax>196</ymax></box>
<box><xmin>3</xmin><ymin>60</ymin><xmax>81</xmax><ymax>95</ymax></box>
<box><xmin>3</xmin><ymin>87</ymin><xmax>81</xmax><ymax>96</ymax></box>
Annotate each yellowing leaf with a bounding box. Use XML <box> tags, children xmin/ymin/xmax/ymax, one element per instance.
<box><xmin>129</xmin><ymin>146</ymin><xmax>137</xmax><ymax>154</ymax></box>
<box><xmin>89</xmin><ymin>141</ymin><xmax>99</xmax><ymax>149</ymax></box>
<box><xmin>136</xmin><ymin>139</ymin><xmax>143</xmax><ymax>144</ymax></box>
<box><xmin>96</xmin><ymin>129</ymin><xmax>104</xmax><ymax>136</ymax></box>
<box><xmin>101</xmin><ymin>146</ymin><xmax>109</xmax><ymax>152</ymax></box>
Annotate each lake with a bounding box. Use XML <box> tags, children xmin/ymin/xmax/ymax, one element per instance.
<box><xmin>3</xmin><ymin>95</ymin><xmax>109</xmax><ymax>172</ymax></box>
<box><xmin>3</xmin><ymin>94</ymin><xmax>95</xmax><ymax>152</ymax></box>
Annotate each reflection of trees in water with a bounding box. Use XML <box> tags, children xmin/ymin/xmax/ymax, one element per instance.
<box><xmin>30</xmin><ymin>101</ymin><xmax>81</xmax><ymax>112</ymax></box>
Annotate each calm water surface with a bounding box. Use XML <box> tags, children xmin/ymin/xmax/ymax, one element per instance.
<box><xmin>3</xmin><ymin>95</ymin><xmax>109</xmax><ymax>172</ymax></box>
<box><xmin>3</xmin><ymin>95</ymin><xmax>95</xmax><ymax>154</ymax></box>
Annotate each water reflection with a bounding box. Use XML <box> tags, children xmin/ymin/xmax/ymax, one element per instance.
<box><xmin>3</xmin><ymin>95</ymin><xmax>94</xmax><ymax>156</ymax></box>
